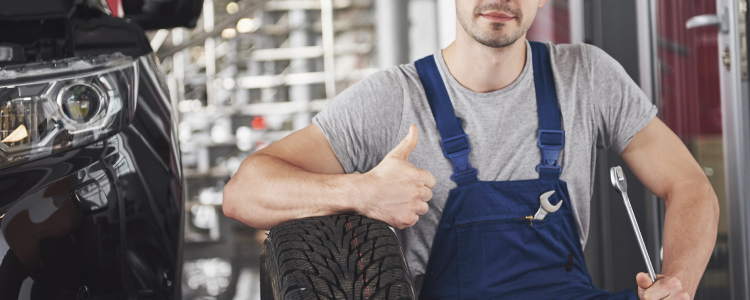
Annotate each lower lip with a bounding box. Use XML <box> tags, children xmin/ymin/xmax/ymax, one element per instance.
<box><xmin>481</xmin><ymin>14</ymin><xmax>514</xmax><ymax>22</ymax></box>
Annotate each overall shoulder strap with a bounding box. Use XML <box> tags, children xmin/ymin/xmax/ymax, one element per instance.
<box><xmin>529</xmin><ymin>41</ymin><xmax>565</xmax><ymax>180</ymax></box>
<box><xmin>415</xmin><ymin>55</ymin><xmax>478</xmax><ymax>185</ymax></box>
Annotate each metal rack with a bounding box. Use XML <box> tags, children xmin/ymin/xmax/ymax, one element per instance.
<box><xmin>150</xmin><ymin>0</ymin><xmax>377</xmax><ymax>298</ymax></box>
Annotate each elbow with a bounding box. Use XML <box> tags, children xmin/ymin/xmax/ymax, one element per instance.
<box><xmin>694</xmin><ymin>177</ymin><xmax>720</xmax><ymax>229</ymax></box>
<box><xmin>222</xmin><ymin>173</ymin><xmax>271</xmax><ymax>229</ymax></box>
<box><xmin>666</xmin><ymin>177</ymin><xmax>720</xmax><ymax>228</ymax></box>
<box><xmin>222</xmin><ymin>179</ymin><xmax>240</xmax><ymax>220</ymax></box>
<box><xmin>221</xmin><ymin>155</ymin><xmax>280</xmax><ymax>230</ymax></box>
<box><xmin>222</xmin><ymin>156</ymin><xmax>259</xmax><ymax>223</ymax></box>
<box><xmin>708</xmin><ymin>183</ymin><xmax>720</xmax><ymax>228</ymax></box>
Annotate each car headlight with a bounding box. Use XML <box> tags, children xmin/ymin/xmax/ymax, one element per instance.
<box><xmin>0</xmin><ymin>53</ymin><xmax>137</xmax><ymax>169</ymax></box>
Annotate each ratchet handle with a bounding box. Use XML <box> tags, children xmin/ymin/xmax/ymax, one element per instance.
<box><xmin>621</xmin><ymin>192</ymin><xmax>658</xmax><ymax>284</ymax></box>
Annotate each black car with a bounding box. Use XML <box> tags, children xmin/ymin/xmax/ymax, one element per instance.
<box><xmin>0</xmin><ymin>0</ymin><xmax>200</xmax><ymax>299</ymax></box>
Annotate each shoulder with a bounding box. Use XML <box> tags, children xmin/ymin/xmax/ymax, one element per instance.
<box><xmin>542</xmin><ymin>42</ymin><xmax>626</xmax><ymax>82</ymax></box>
<box><xmin>550</xmin><ymin>42</ymin><xmax>625</xmax><ymax>72</ymax></box>
<box><xmin>348</xmin><ymin>63</ymin><xmax>418</xmax><ymax>93</ymax></box>
<box><xmin>543</xmin><ymin>42</ymin><xmax>608</xmax><ymax>61</ymax></box>
<box><xmin>326</xmin><ymin>64</ymin><xmax>417</xmax><ymax>110</ymax></box>
<box><xmin>537</xmin><ymin>42</ymin><xmax>593</xmax><ymax>88</ymax></box>
<box><xmin>391</xmin><ymin>61</ymin><xmax>420</xmax><ymax>88</ymax></box>
<box><xmin>542</xmin><ymin>42</ymin><xmax>593</xmax><ymax>71</ymax></box>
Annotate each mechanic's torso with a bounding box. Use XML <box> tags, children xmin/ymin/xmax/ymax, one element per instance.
<box><xmin>394</xmin><ymin>42</ymin><xmax>600</xmax><ymax>277</ymax></box>
<box><xmin>313</xmin><ymin>40</ymin><xmax>657</xmax><ymax>279</ymax></box>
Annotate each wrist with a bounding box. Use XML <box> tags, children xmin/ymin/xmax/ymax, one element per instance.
<box><xmin>658</xmin><ymin>265</ymin><xmax>698</xmax><ymax>295</ymax></box>
<box><xmin>327</xmin><ymin>172</ymin><xmax>369</xmax><ymax>215</ymax></box>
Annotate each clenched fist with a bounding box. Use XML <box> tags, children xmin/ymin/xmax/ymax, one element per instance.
<box><xmin>637</xmin><ymin>273</ymin><xmax>690</xmax><ymax>300</ymax></box>
<box><xmin>355</xmin><ymin>125</ymin><xmax>437</xmax><ymax>229</ymax></box>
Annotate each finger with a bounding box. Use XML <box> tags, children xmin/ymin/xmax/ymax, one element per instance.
<box><xmin>408</xmin><ymin>214</ymin><xmax>419</xmax><ymax>227</ymax></box>
<box><xmin>420</xmin><ymin>186</ymin><xmax>433</xmax><ymax>202</ymax></box>
<box><xmin>422</xmin><ymin>169</ymin><xmax>437</xmax><ymax>188</ymax></box>
<box><xmin>416</xmin><ymin>201</ymin><xmax>429</xmax><ymax>215</ymax></box>
<box><xmin>641</xmin><ymin>276</ymin><xmax>675</xmax><ymax>300</ymax></box>
<box><xmin>636</xmin><ymin>272</ymin><xmax>654</xmax><ymax>290</ymax></box>
<box><xmin>387</xmin><ymin>125</ymin><xmax>419</xmax><ymax>160</ymax></box>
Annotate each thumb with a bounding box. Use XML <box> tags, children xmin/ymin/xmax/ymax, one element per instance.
<box><xmin>636</xmin><ymin>272</ymin><xmax>654</xmax><ymax>290</ymax></box>
<box><xmin>387</xmin><ymin>125</ymin><xmax>419</xmax><ymax>160</ymax></box>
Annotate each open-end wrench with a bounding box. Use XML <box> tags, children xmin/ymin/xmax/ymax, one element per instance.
<box><xmin>610</xmin><ymin>166</ymin><xmax>657</xmax><ymax>284</ymax></box>
<box><xmin>533</xmin><ymin>190</ymin><xmax>562</xmax><ymax>220</ymax></box>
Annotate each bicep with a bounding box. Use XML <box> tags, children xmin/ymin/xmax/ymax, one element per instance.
<box><xmin>619</xmin><ymin>117</ymin><xmax>705</xmax><ymax>200</ymax></box>
<box><xmin>254</xmin><ymin>124</ymin><xmax>345</xmax><ymax>174</ymax></box>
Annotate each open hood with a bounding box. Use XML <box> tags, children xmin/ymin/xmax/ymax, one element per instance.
<box><xmin>121</xmin><ymin>0</ymin><xmax>203</xmax><ymax>30</ymax></box>
<box><xmin>0</xmin><ymin>0</ymin><xmax>203</xmax><ymax>30</ymax></box>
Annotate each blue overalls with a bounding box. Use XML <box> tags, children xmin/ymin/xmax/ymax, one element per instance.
<box><xmin>414</xmin><ymin>42</ymin><xmax>637</xmax><ymax>300</ymax></box>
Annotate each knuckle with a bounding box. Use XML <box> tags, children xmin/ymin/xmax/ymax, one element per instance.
<box><xmin>413</xmin><ymin>187</ymin><xmax>424</xmax><ymax>200</ymax></box>
<box><xmin>416</xmin><ymin>169</ymin><xmax>427</xmax><ymax>182</ymax></box>
<box><xmin>396</xmin><ymin>219</ymin><xmax>408</xmax><ymax>229</ymax></box>
<box><xmin>402</xmin><ymin>214</ymin><xmax>413</xmax><ymax>226</ymax></box>
<box><xmin>411</xmin><ymin>200</ymin><xmax>422</xmax><ymax>213</ymax></box>
<box><xmin>419</xmin><ymin>187</ymin><xmax>429</xmax><ymax>200</ymax></box>
<box><xmin>678</xmin><ymin>292</ymin><xmax>690</xmax><ymax>300</ymax></box>
<box><xmin>424</xmin><ymin>189</ymin><xmax>433</xmax><ymax>201</ymax></box>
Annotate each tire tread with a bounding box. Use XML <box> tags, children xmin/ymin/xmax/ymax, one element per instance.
<box><xmin>262</xmin><ymin>215</ymin><xmax>414</xmax><ymax>300</ymax></box>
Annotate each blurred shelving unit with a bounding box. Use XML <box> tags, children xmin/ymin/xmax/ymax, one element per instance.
<box><xmin>148</xmin><ymin>0</ymin><xmax>377</xmax><ymax>298</ymax></box>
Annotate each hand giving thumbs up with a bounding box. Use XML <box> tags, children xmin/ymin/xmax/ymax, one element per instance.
<box><xmin>356</xmin><ymin>125</ymin><xmax>437</xmax><ymax>229</ymax></box>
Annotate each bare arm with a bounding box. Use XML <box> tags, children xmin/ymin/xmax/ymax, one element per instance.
<box><xmin>620</xmin><ymin>117</ymin><xmax>719</xmax><ymax>299</ymax></box>
<box><xmin>223</xmin><ymin>124</ymin><xmax>435</xmax><ymax>230</ymax></box>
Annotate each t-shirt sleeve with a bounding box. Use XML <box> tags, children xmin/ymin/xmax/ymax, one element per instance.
<box><xmin>312</xmin><ymin>68</ymin><xmax>405</xmax><ymax>173</ymax></box>
<box><xmin>584</xmin><ymin>44</ymin><xmax>658</xmax><ymax>154</ymax></box>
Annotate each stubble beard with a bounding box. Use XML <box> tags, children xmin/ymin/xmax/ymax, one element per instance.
<box><xmin>458</xmin><ymin>2</ymin><xmax>529</xmax><ymax>48</ymax></box>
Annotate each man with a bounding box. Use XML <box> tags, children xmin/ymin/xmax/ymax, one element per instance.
<box><xmin>223</xmin><ymin>0</ymin><xmax>719</xmax><ymax>299</ymax></box>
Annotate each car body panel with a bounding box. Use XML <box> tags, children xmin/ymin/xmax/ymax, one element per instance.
<box><xmin>0</xmin><ymin>54</ymin><xmax>183</xmax><ymax>300</ymax></box>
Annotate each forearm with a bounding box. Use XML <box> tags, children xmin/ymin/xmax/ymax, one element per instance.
<box><xmin>660</xmin><ymin>180</ymin><xmax>719</xmax><ymax>297</ymax></box>
<box><xmin>223</xmin><ymin>153</ymin><xmax>361</xmax><ymax>229</ymax></box>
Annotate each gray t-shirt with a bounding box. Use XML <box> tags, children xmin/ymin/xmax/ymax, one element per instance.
<box><xmin>312</xmin><ymin>41</ymin><xmax>657</xmax><ymax>278</ymax></box>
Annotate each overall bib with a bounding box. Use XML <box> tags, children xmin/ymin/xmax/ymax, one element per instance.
<box><xmin>415</xmin><ymin>42</ymin><xmax>637</xmax><ymax>300</ymax></box>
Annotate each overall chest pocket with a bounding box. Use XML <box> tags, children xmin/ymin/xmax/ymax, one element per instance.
<box><xmin>454</xmin><ymin>212</ymin><xmax>591</xmax><ymax>299</ymax></box>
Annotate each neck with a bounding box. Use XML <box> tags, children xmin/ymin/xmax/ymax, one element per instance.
<box><xmin>441</xmin><ymin>24</ymin><xmax>527</xmax><ymax>93</ymax></box>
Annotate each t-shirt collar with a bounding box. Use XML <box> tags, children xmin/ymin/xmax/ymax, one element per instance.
<box><xmin>433</xmin><ymin>40</ymin><xmax>533</xmax><ymax>99</ymax></box>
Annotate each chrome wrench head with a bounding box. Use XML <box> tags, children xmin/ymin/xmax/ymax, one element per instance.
<box><xmin>533</xmin><ymin>190</ymin><xmax>562</xmax><ymax>220</ymax></box>
<box><xmin>540</xmin><ymin>190</ymin><xmax>561</xmax><ymax>213</ymax></box>
<box><xmin>610</xmin><ymin>166</ymin><xmax>627</xmax><ymax>195</ymax></box>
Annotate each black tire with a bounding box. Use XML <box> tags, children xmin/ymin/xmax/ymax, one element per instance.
<box><xmin>261</xmin><ymin>215</ymin><xmax>415</xmax><ymax>300</ymax></box>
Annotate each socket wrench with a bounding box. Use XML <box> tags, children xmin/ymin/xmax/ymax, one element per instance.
<box><xmin>610</xmin><ymin>166</ymin><xmax>658</xmax><ymax>284</ymax></box>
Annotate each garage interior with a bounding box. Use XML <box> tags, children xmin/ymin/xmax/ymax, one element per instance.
<box><xmin>146</xmin><ymin>0</ymin><xmax>738</xmax><ymax>299</ymax></box>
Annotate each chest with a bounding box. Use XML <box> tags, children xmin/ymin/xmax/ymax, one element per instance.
<box><xmin>399</xmin><ymin>81</ymin><xmax>596</xmax><ymax>196</ymax></box>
